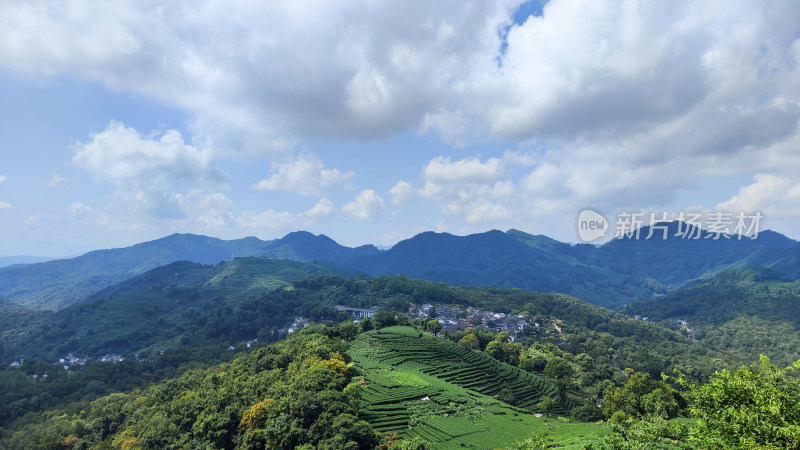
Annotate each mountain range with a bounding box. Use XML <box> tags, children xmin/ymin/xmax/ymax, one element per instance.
<box><xmin>1</xmin><ymin>222</ymin><xmax>798</xmax><ymax>310</ymax></box>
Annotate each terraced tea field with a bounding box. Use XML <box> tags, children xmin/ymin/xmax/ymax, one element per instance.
<box><xmin>350</xmin><ymin>326</ymin><xmax>606</xmax><ymax>448</ymax></box>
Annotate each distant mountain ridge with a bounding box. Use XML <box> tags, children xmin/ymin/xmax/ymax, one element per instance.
<box><xmin>257</xmin><ymin>231</ymin><xmax>380</xmax><ymax>262</ymax></box>
<box><xmin>0</xmin><ymin>255</ymin><xmax>54</xmax><ymax>268</ymax></box>
<box><xmin>1</xmin><ymin>222</ymin><xmax>798</xmax><ymax>310</ymax></box>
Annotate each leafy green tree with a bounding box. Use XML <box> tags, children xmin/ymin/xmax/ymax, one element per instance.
<box><xmin>520</xmin><ymin>354</ymin><xmax>548</xmax><ymax>373</ymax></box>
<box><xmin>485</xmin><ymin>341</ymin><xmax>522</xmax><ymax>366</ymax></box>
<box><xmin>538</xmin><ymin>396</ymin><xmax>555</xmax><ymax>417</ymax></box>
<box><xmin>426</xmin><ymin>320</ymin><xmax>441</xmax><ymax>336</ymax></box>
<box><xmin>457</xmin><ymin>333</ymin><xmax>480</xmax><ymax>351</ymax></box>
<box><xmin>598</xmin><ymin>414</ymin><xmax>686</xmax><ymax>449</ymax></box>
<box><xmin>543</xmin><ymin>357</ymin><xmax>573</xmax><ymax>380</ymax></box>
<box><xmin>678</xmin><ymin>356</ymin><xmax>800</xmax><ymax>449</ymax></box>
<box><xmin>602</xmin><ymin>371</ymin><xmax>681</xmax><ymax>420</ymax></box>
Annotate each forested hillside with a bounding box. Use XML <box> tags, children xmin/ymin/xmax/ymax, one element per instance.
<box><xmin>626</xmin><ymin>267</ymin><xmax>800</xmax><ymax>367</ymax></box>
<box><xmin>0</xmin><ymin>258</ymin><xmax>356</xmax><ymax>363</ymax></box>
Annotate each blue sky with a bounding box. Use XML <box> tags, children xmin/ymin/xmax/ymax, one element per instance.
<box><xmin>1</xmin><ymin>0</ymin><xmax>799</xmax><ymax>256</ymax></box>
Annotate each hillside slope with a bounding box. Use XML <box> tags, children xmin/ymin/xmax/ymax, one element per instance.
<box><xmin>626</xmin><ymin>267</ymin><xmax>800</xmax><ymax>366</ymax></box>
<box><xmin>350</xmin><ymin>326</ymin><xmax>604</xmax><ymax>448</ymax></box>
<box><xmin>0</xmin><ymin>234</ymin><xmax>270</xmax><ymax>309</ymax></box>
<box><xmin>0</xmin><ymin>258</ymin><xmax>357</xmax><ymax>362</ymax></box>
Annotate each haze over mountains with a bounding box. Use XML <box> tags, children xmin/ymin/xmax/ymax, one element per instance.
<box><xmin>0</xmin><ymin>255</ymin><xmax>54</xmax><ymax>269</ymax></box>
<box><xmin>1</xmin><ymin>221</ymin><xmax>798</xmax><ymax>310</ymax></box>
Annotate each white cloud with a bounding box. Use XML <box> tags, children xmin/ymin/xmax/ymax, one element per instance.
<box><xmin>419</xmin><ymin>155</ymin><xmax>514</xmax><ymax>224</ymax></box>
<box><xmin>174</xmin><ymin>191</ymin><xmax>234</xmax><ymax>231</ymax></box>
<box><xmin>715</xmin><ymin>174</ymin><xmax>800</xmax><ymax>237</ymax></box>
<box><xmin>717</xmin><ymin>174</ymin><xmax>800</xmax><ymax>217</ymax></box>
<box><xmin>389</xmin><ymin>181</ymin><xmax>414</xmax><ymax>205</ymax></box>
<box><xmin>0</xmin><ymin>1</ymin><xmax>514</xmax><ymax>149</ymax></box>
<box><xmin>48</xmin><ymin>173</ymin><xmax>67</xmax><ymax>187</ymax></box>
<box><xmin>464</xmin><ymin>198</ymin><xmax>511</xmax><ymax>223</ymax></box>
<box><xmin>2</xmin><ymin>1</ymin><xmax>797</xmax><ymax>161</ymax></box>
<box><xmin>236</xmin><ymin>199</ymin><xmax>336</xmax><ymax>232</ymax></box>
<box><xmin>0</xmin><ymin>175</ymin><xmax>6</xmax><ymax>184</ymax></box>
<box><xmin>305</xmin><ymin>198</ymin><xmax>335</xmax><ymax>218</ymax></box>
<box><xmin>501</xmin><ymin>150</ymin><xmax>536</xmax><ymax>167</ymax></box>
<box><xmin>421</xmin><ymin>109</ymin><xmax>470</xmax><ymax>148</ymax></box>
<box><xmin>422</xmin><ymin>156</ymin><xmax>505</xmax><ymax>184</ymax></box>
<box><xmin>72</xmin><ymin>120</ymin><xmax>219</xmax><ymax>183</ymax></box>
<box><xmin>3</xmin><ymin>1</ymin><xmax>800</xmax><ymax>243</ymax></box>
<box><xmin>343</xmin><ymin>190</ymin><xmax>385</xmax><ymax>219</ymax></box>
<box><xmin>253</xmin><ymin>155</ymin><xmax>352</xmax><ymax>196</ymax></box>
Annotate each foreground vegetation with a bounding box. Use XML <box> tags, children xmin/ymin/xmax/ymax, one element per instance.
<box><xmin>1</xmin><ymin>324</ymin><xmax>379</xmax><ymax>449</ymax></box>
<box><xmin>4</xmin><ymin>319</ymin><xmax>799</xmax><ymax>449</ymax></box>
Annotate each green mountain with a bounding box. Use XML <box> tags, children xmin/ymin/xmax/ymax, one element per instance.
<box><xmin>257</xmin><ymin>230</ymin><xmax>380</xmax><ymax>262</ymax></box>
<box><xmin>346</xmin><ymin>230</ymin><xmax>647</xmax><ymax>307</ymax></box>
<box><xmin>0</xmin><ymin>232</ymin><xmax>378</xmax><ymax>310</ymax></box>
<box><xmin>0</xmin><ymin>234</ymin><xmax>269</xmax><ymax>310</ymax></box>
<box><xmin>626</xmin><ymin>267</ymin><xmax>800</xmax><ymax>366</ymax></box>
<box><xmin>3</xmin><ymin>223</ymin><xmax>798</xmax><ymax>311</ymax></box>
<box><xmin>0</xmin><ymin>258</ymin><xmax>357</xmax><ymax>363</ymax></box>
<box><xmin>346</xmin><ymin>224</ymin><xmax>800</xmax><ymax>307</ymax></box>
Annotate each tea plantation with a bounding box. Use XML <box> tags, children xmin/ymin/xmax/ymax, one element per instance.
<box><xmin>349</xmin><ymin>326</ymin><xmax>607</xmax><ymax>448</ymax></box>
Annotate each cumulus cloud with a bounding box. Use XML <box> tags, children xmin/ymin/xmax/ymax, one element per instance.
<box><xmin>305</xmin><ymin>198</ymin><xmax>335</xmax><ymax>218</ymax></box>
<box><xmin>714</xmin><ymin>174</ymin><xmax>800</xmax><ymax>237</ymax></box>
<box><xmin>253</xmin><ymin>155</ymin><xmax>353</xmax><ymax>196</ymax></box>
<box><xmin>717</xmin><ymin>174</ymin><xmax>800</xmax><ymax>217</ymax></box>
<box><xmin>343</xmin><ymin>190</ymin><xmax>385</xmax><ymax>219</ymax></box>
<box><xmin>72</xmin><ymin>120</ymin><xmax>220</xmax><ymax>183</ymax></box>
<box><xmin>236</xmin><ymin>199</ymin><xmax>336</xmax><ymax>232</ymax></box>
<box><xmin>0</xmin><ymin>1</ymin><xmax>513</xmax><ymax>149</ymax></box>
<box><xmin>3</xmin><ymin>1</ymin><xmax>797</xmax><ymax>156</ymax></box>
<box><xmin>419</xmin><ymin>155</ymin><xmax>514</xmax><ymax>223</ymax></box>
<box><xmin>389</xmin><ymin>181</ymin><xmax>414</xmax><ymax>205</ymax></box>
<box><xmin>3</xmin><ymin>0</ymin><xmax>800</xmax><ymax>241</ymax></box>
<box><xmin>422</xmin><ymin>156</ymin><xmax>505</xmax><ymax>184</ymax></box>
<box><xmin>48</xmin><ymin>173</ymin><xmax>67</xmax><ymax>187</ymax></box>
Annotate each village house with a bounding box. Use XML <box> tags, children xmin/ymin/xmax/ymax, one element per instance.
<box><xmin>334</xmin><ymin>305</ymin><xmax>378</xmax><ymax>319</ymax></box>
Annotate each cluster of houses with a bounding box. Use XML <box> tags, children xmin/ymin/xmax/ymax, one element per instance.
<box><xmin>634</xmin><ymin>315</ymin><xmax>696</xmax><ymax>337</ymax></box>
<box><xmin>334</xmin><ymin>305</ymin><xmax>378</xmax><ymax>319</ymax></box>
<box><xmin>285</xmin><ymin>303</ymin><xmax>542</xmax><ymax>341</ymax></box>
<box><xmin>99</xmin><ymin>354</ymin><xmax>126</xmax><ymax>363</ymax></box>
<box><xmin>407</xmin><ymin>304</ymin><xmax>541</xmax><ymax>339</ymax></box>
<box><xmin>287</xmin><ymin>317</ymin><xmax>314</xmax><ymax>333</ymax></box>
<box><xmin>9</xmin><ymin>352</ymin><xmax>130</xmax><ymax>374</ymax></box>
<box><xmin>59</xmin><ymin>353</ymin><xmax>89</xmax><ymax>370</ymax></box>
